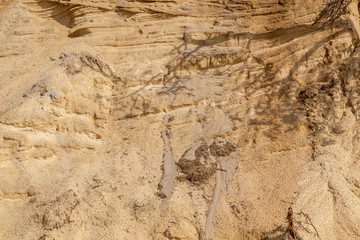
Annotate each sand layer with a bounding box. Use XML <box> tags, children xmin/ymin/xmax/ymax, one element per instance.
<box><xmin>1</xmin><ymin>0</ymin><xmax>360</xmax><ymax>239</ymax></box>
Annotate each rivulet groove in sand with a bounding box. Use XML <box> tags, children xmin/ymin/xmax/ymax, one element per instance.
<box><xmin>158</xmin><ymin>115</ymin><xmax>178</xmax><ymax>208</ymax></box>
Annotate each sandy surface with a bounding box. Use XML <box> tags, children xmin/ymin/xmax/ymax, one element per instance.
<box><xmin>1</xmin><ymin>0</ymin><xmax>360</xmax><ymax>239</ymax></box>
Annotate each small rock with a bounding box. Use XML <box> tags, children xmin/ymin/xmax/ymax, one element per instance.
<box><xmin>27</xmin><ymin>190</ymin><xmax>36</xmax><ymax>197</ymax></box>
<box><xmin>164</xmin><ymin>218</ymin><xmax>198</xmax><ymax>240</ymax></box>
<box><xmin>49</xmin><ymin>92</ymin><xmax>60</xmax><ymax>101</ymax></box>
<box><xmin>333</xmin><ymin>124</ymin><xmax>346</xmax><ymax>134</ymax></box>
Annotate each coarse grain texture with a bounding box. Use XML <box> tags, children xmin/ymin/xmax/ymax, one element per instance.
<box><xmin>1</xmin><ymin>0</ymin><xmax>360</xmax><ymax>239</ymax></box>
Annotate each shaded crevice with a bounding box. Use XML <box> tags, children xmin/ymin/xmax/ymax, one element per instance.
<box><xmin>67</xmin><ymin>28</ymin><xmax>92</xmax><ymax>38</ymax></box>
<box><xmin>27</xmin><ymin>1</ymin><xmax>81</xmax><ymax>28</ymax></box>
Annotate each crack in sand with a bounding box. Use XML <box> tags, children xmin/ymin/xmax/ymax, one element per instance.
<box><xmin>159</xmin><ymin>115</ymin><xmax>178</xmax><ymax>208</ymax></box>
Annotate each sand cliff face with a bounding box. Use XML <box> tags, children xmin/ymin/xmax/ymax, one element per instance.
<box><xmin>1</xmin><ymin>0</ymin><xmax>360</xmax><ymax>239</ymax></box>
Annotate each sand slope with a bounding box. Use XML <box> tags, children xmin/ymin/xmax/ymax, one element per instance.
<box><xmin>1</xmin><ymin>0</ymin><xmax>360</xmax><ymax>239</ymax></box>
